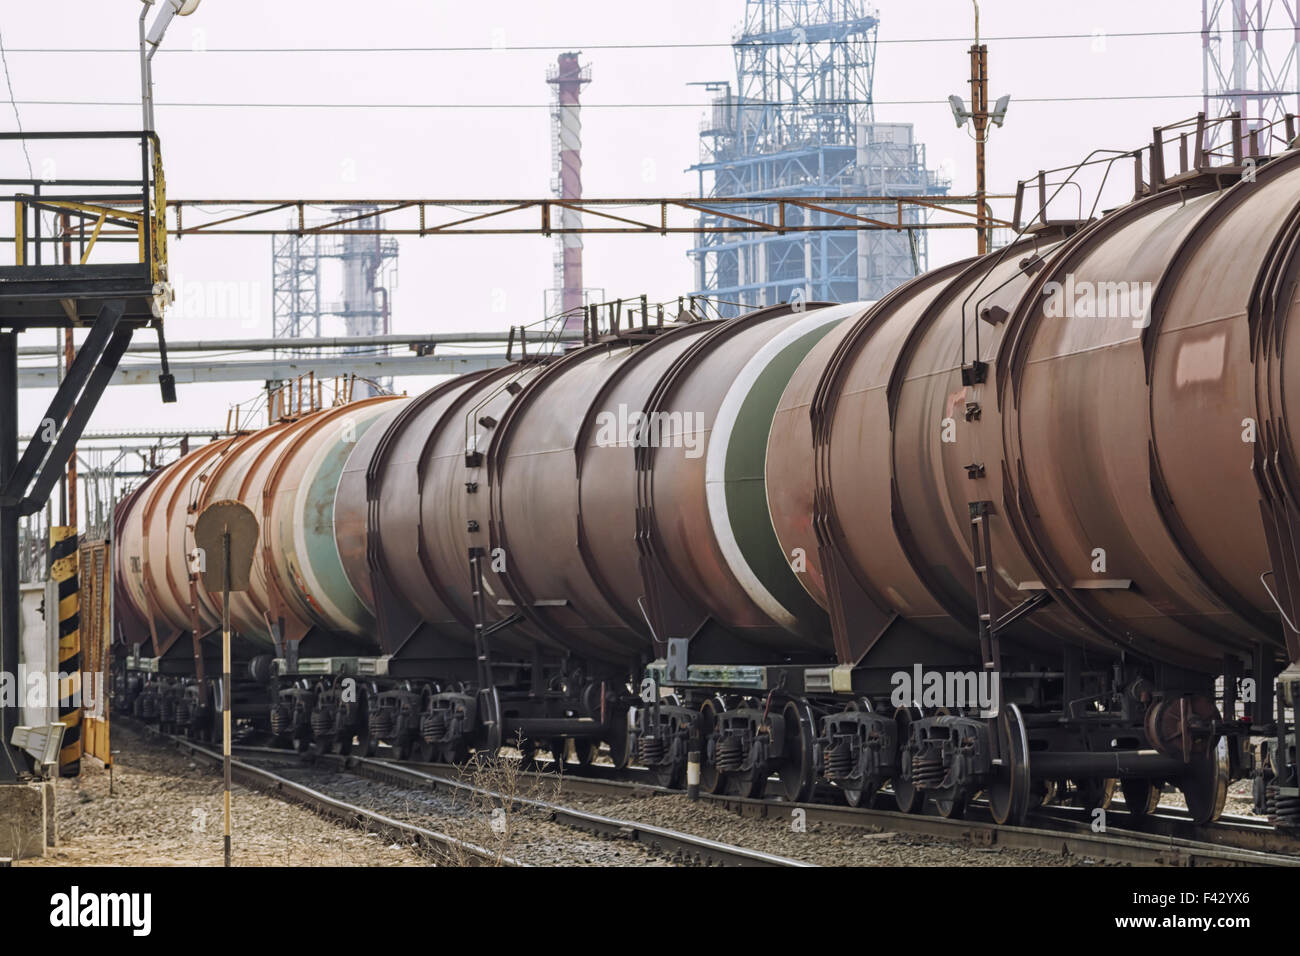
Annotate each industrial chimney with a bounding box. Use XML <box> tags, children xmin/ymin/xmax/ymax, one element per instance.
<box><xmin>547</xmin><ymin>52</ymin><xmax>592</xmax><ymax>334</ymax></box>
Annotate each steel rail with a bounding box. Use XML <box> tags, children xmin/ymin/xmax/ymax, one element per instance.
<box><xmin>318</xmin><ymin>752</ymin><xmax>811</xmax><ymax>867</ymax></box>
<box><xmin>397</xmin><ymin>752</ymin><xmax>1300</xmax><ymax>867</ymax></box>
<box><xmin>183</xmin><ymin>731</ymin><xmax>1300</xmax><ymax>866</ymax></box>
<box><xmin>1028</xmin><ymin>802</ymin><xmax>1295</xmax><ymax>857</ymax></box>
<box><xmin>703</xmin><ymin>793</ymin><xmax>1300</xmax><ymax>868</ymax></box>
<box><xmin>163</xmin><ymin>734</ymin><xmax>523</xmax><ymax>866</ymax></box>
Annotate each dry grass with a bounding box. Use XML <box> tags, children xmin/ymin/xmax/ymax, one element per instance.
<box><xmin>436</xmin><ymin>734</ymin><xmax>565</xmax><ymax>866</ymax></box>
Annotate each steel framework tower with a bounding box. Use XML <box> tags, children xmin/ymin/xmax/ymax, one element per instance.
<box><xmin>1202</xmin><ymin>0</ymin><xmax>1300</xmax><ymax>152</ymax></box>
<box><xmin>689</xmin><ymin>1</ymin><xmax>947</xmax><ymax>316</ymax></box>
<box><xmin>547</xmin><ymin>53</ymin><xmax>594</xmax><ymax>331</ymax></box>
<box><xmin>271</xmin><ymin>206</ymin><xmax>399</xmax><ymax>396</ymax></box>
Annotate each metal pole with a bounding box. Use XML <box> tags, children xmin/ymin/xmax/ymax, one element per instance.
<box><xmin>139</xmin><ymin>3</ymin><xmax>154</xmax><ymax>134</ymax></box>
<box><xmin>0</xmin><ymin>332</ymin><xmax>22</xmax><ymax>782</ymax></box>
<box><xmin>971</xmin><ymin>44</ymin><xmax>989</xmax><ymax>255</ymax></box>
<box><xmin>969</xmin><ymin>1</ymin><xmax>989</xmax><ymax>255</ymax></box>
<box><xmin>222</xmin><ymin>526</ymin><xmax>232</xmax><ymax>867</ymax></box>
<box><xmin>62</xmin><ymin>214</ymin><xmax>76</xmax><ymax>530</ymax></box>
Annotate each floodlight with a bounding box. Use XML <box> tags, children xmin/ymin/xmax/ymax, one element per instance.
<box><xmin>991</xmin><ymin>94</ymin><xmax>1011</xmax><ymax>128</ymax></box>
<box><xmin>948</xmin><ymin>95</ymin><xmax>969</xmax><ymax>129</ymax></box>
<box><xmin>147</xmin><ymin>0</ymin><xmax>202</xmax><ymax>48</ymax></box>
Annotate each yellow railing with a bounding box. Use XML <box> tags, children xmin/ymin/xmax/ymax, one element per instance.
<box><xmin>5</xmin><ymin>132</ymin><xmax>168</xmax><ymax>289</ymax></box>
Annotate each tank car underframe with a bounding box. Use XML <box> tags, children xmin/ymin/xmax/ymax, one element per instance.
<box><xmin>631</xmin><ymin>639</ymin><xmax>1256</xmax><ymax>826</ymax></box>
<box><xmin>110</xmin><ymin>591</ymin><xmax>1291</xmax><ymax>829</ymax></box>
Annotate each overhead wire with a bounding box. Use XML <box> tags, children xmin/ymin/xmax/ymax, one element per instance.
<box><xmin>3</xmin><ymin>93</ymin><xmax>1254</xmax><ymax>110</ymax></box>
<box><xmin>5</xmin><ymin>26</ymin><xmax>1296</xmax><ymax>54</ymax></box>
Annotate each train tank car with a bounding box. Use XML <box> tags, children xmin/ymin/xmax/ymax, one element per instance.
<box><xmin>330</xmin><ymin>302</ymin><xmax>856</xmax><ymax>766</ymax></box>
<box><xmin>759</xmin><ymin>143</ymin><xmax>1300</xmax><ymax>823</ymax></box>
<box><xmin>112</xmin><ymin>127</ymin><xmax>1300</xmax><ymax>833</ymax></box>
<box><xmin>114</xmin><ymin>397</ymin><xmax>400</xmax><ymax>746</ymax></box>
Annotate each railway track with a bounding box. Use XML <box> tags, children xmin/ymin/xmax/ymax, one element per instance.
<box><xmin>133</xmin><ymin>724</ymin><xmax>809</xmax><ymax>867</ymax></box>
<box><xmin>137</xmin><ymin>720</ymin><xmax>1300</xmax><ymax>867</ymax></box>
<box><xmin>400</xmin><ymin>752</ymin><xmax>1300</xmax><ymax>868</ymax></box>
<box><xmin>248</xmin><ymin>748</ymin><xmax>812</xmax><ymax>867</ymax></box>
<box><xmin>165</xmin><ymin>736</ymin><xmax>522</xmax><ymax>866</ymax></box>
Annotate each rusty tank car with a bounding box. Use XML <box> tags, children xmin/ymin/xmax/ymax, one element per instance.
<box><xmin>114</xmin><ymin>123</ymin><xmax>1300</xmax><ymax>831</ymax></box>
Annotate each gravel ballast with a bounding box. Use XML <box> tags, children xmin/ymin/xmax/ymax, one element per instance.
<box><xmin>24</xmin><ymin>725</ymin><xmax>426</xmax><ymax>867</ymax></box>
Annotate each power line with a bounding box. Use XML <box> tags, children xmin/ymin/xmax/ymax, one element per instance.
<box><xmin>4</xmin><ymin>26</ymin><xmax>1297</xmax><ymax>54</ymax></box>
<box><xmin>0</xmin><ymin>26</ymin><xmax>33</xmax><ymax>179</ymax></box>
<box><xmin>9</xmin><ymin>93</ymin><xmax>1248</xmax><ymax>110</ymax></box>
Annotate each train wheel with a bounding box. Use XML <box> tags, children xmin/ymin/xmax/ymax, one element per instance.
<box><xmin>1120</xmin><ymin>778</ymin><xmax>1161</xmax><ymax>819</ymax></box>
<box><xmin>573</xmin><ymin>739</ymin><xmax>597</xmax><ymax>767</ymax></box>
<box><xmin>776</xmin><ymin>699</ymin><xmax>814</xmax><ymax>803</ymax></box>
<box><xmin>934</xmin><ymin>790</ymin><xmax>968</xmax><ymax>819</ymax></box>
<box><xmin>839</xmin><ymin>698</ymin><xmax>883</xmax><ymax>809</ymax></box>
<box><xmin>309</xmin><ymin>735</ymin><xmax>333</xmax><ymax>757</ymax></box>
<box><xmin>391</xmin><ymin>737</ymin><xmax>413</xmax><ymax>761</ymax></box>
<box><xmin>416</xmin><ymin>740</ymin><xmax>438</xmax><ymax>763</ymax></box>
<box><xmin>892</xmin><ymin>706</ymin><xmax>924</xmax><ymax>813</ymax></box>
<box><xmin>605</xmin><ymin>709</ymin><xmax>632</xmax><ymax>770</ymax></box>
<box><xmin>364</xmin><ymin>736</ymin><xmax>379</xmax><ymax>758</ymax></box>
<box><xmin>651</xmin><ymin>761</ymin><xmax>683</xmax><ymax>789</ymax></box>
<box><xmin>730</xmin><ymin>759</ymin><xmax>767</xmax><ymax>799</ymax></box>
<box><xmin>698</xmin><ymin>697</ymin><xmax>728</xmax><ymax>795</ymax></box>
<box><xmin>987</xmin><ymin>703</ymin><xmax>1031</xmax><ymax>826</ymax></box>
<box><xmin>294</xmin><ymin>733</ymin><xmax>312</xmax><ymax>755</ymax></box>
<box><xmin>441</xmin><ymin>740</ymin><xmax>469</xmax><ymax>764</ymax></box>
<box><xmin>335</xmin><ymin>733</ymin><xmax>354</xmax><ymax>757</ymax></box>
<box><xmin>1071</xmin><ymin>777</ymin><xmax>1116</xmax><ymax>813</ymax></box>
<box><xmin>549</xmin><ymin>738</ymin><xmax>568</xmax><ymax>770</ymax></box>
<box><xmin>1180</xmin><ymin>744</ymin><xmax>1229</xmax><ymax>825</ymax></box>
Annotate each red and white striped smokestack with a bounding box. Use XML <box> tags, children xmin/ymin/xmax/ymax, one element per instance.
<box><xmin>548</xmin><ymin>52</ymin><xmax>591</xmax><ymax>333</ymax></box>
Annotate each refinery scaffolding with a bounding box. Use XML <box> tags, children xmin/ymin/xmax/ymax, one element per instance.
<box><xmin>1201</xmin><ymin>0</ymin><xmax>1300</xmax><ymax>155</ymax></box>
<box><xmin>689</xmin><ymin>0</ymin><xmax>949</xmax><ymax>316</ymax></box>
<box><xmin>272</xmin><ymin>205</ymin><xmax>399</xmax><ymax>397</ymax></box>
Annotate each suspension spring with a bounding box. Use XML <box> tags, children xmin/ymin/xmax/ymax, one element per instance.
<box><xmin>310</xmin><ymin>708</ymin><xmax>334</xmax><ymax>737</ymax></box>
<box><xmin>911</xmin><ymin>751</ymin><xmax>945</xmax><ymax>790</ymax></box>
<box><xmin>421</xmin><ymin>711</ymin><xmax>447</xmax><ymax>742</ymax></box>
<box><xmin>270</xmin><ymin>704</ymin><xmax>291</xmax><ymax>737</ymax></box>
<box><xmin>639</xmin><ymin>735</ymin><xmax>666</xmax><ymax>766</ymax></box>
<box><xmin>1268</xmin><ymin>784</ymin><xmax>1300</xmax><ymax>828</ymax></box>
<box><xmin>715</xmin><ymin>735</ymin><xmax>745</xmax><ymax>773</ymax></box>
<box><xmin>825</xmin><ymin>739</ymin><xmax>855</xmax><ymax>779</ymax></box>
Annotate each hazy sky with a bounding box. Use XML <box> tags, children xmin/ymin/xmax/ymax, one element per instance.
<box><xmin>0</xmin><ymin>0</ymin><xmax>1273</xmax><ymax>436</ymax></box>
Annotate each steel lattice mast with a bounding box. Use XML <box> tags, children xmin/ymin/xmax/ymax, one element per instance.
<box><xmin>689</xmin><ymin>1</ymin><xmax>948</xmax><ymax>317</ymax></box>
<box><xmin>1202</xmin><ymin>0</ymin><xmax>1300</xmax><ymax>153</ymax></box>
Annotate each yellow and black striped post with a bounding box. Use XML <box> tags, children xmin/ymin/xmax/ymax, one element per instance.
<box><xmin>50</xmin><ymin>527</ymin><xmax>81</xmax><ymax>777</ymax></box>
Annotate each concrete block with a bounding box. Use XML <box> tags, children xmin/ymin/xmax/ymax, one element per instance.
<box><xmin>0</xmin><ymin>783</ymin><xmax>47</xmax><ymax>860</ymax></box>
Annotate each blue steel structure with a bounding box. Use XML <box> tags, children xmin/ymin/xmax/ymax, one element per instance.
<box><xmin>689</xmin><ymin>1</ymin><xmax>948</xmax><ymax>316</ymax></box>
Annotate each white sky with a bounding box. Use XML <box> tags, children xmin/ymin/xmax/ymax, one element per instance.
<box><xmin>0</xmin><ymin>0</ymin><xmax>1264</xmax><ymax>435</ymax></box>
